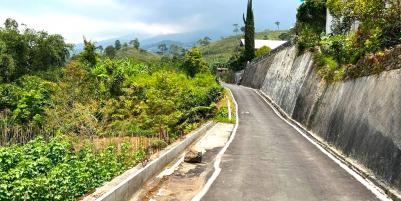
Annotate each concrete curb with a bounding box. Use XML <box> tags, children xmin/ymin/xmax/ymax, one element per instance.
<box><xmin>95</xmin><ymin>122</ymin><xmax>214</xmax><ymax>201</ymax></box>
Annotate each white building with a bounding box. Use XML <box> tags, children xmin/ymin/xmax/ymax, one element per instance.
<box><xmin>240</xmin><ymin>39</ymin><xmax>287</xmax><ymax>50</ymax></box>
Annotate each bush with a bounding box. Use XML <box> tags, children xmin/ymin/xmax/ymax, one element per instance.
<box><xmin>314</xmin><ymin>52</ymin><xmax>345</xmax><ymax>81</ymax></box>
<box><xmin>0</xmin><ymin>136</ymin><xmax>145</xmax><ymax>201</ymax></box>
<box><xmin>297</xmin><ymin>26</ymin><xmax>322</xmax><ymax>51</ymax></box>
<box><xmin>181</xmin><ymin>48</ymin><xmax>209</xmax><ymax>77</ymax></box>
<box><xmin>0</xmin><ymin>76</ymin><xmax>55</xmax><ymax>125</ymax></box>
<box><xmin>255</xmin><ymin>46</ymin><xmax>272</xmax><ymax>58</ymax></box>
<box><xmin>43</xmin><ymin>57</ymin><xmax>223</xmax><ymax>138</ymax></box>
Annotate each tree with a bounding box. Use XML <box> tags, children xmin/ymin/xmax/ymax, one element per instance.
<box><xmin>114</xmin><ymin>40</ymin><xmax>121</xmax><ymax>50</ymax></box>
<box><xmin>97</xmin><ymin>45</ymin><xmax>104</xmax><ymax>54</ymax></box>
<box><xmin>181</xmin><ymin>48</ymin><xmax>208</xmax><ymax>77</ymax></box>
<box><xmin>80</xmin><ymin>37</ymin><xmax>97</xmax><ymax>66</ymax></box>
<box><xmin>4</xmin><ymin>18</ymin><xmax>18</xmax><ymax>30</ymax></box>
<box><xmin>327</xmin><ymin>0</ymin><xmax>401</xmax><ymax>47</ymax></box>
<box><xmin>158</xmin><ymin>43</ymin><xmax>168</xmax><ymax>55</ymax></box>
<box><xmin>169</xmin><ymin>44</ymin><xmax>185</xmax><ymax>57</ymax></box>
<box><xmin>0</xmin><ymin>18</ymin><xmax>70</xmax><ymax>81</ymax></box>
<box><xmin>243</xmin><ymin>0</ymin><xmax>256</xmax><ymax>61</ymax></box>
<box><xmin>296</xmin><ymin>0</ymin><xmax>326</xmax><ymax>35</ymax></box>
<box><xmin>233</xmin><ymin>24</ymin><xmax>240</xmax><ymax>35</ymax></box>
<box><xmin>122</xmin><ymin>42</ymin><xmax>128</xmax><ymax>50</ymax></box>
<box><xmin>104</xmin><ymin>45</ymin><xmax>116</xmax><ymax>59</ymax></box>
<box><xmin>0</xmin><ymin>42</ymin><xmax>15</xmax><ymax>82</ymax></box>
<box><xmin>129</xmin><ymin>38</ymin><xmax>140</xmax><ymax>49</ymax></box>
<box><xmin>275</xmin><ymin>21</ymin><xmax>281</xmax><ymax>30</ymax></box>
<box><xmin>197</xmin><ymin>37</ymin><xmax>211</xmax><ymax>46</ymax></box>
<box><xmin>295</xmin><ymin>0</ymin><xmax>327</xmax><ymax>50</ymax></box>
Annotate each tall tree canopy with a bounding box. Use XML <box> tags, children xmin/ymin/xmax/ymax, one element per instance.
<box><xmin>243</xmin><ymin>0</ymin><xmax>255</xmax><ymax>61</ymax></box>
<box><xmin>80</xmin><ymin>38</ymin><xmax>97</xmax><ymax>66</ymax></box>
<box><xmin>114</xmin><ymin>40</ymin><xmax>121</xmax><ymax>50</ymax></box>
<box><xmin>129</xmin><ymin>38</ymin><xmax>140</xmax><ymax>49</ymax></box>
<box><xmin>295</xmin><ymin>0</ymin><xmax>326</xmax><ymax>35</ymax></box>
<box><xmin>104</xmin><ymin>45</ymin><xmax>116</xmax><ymax>59</ymax></box>
<box><xmin>0</xmin><ymin>18</ymin><xmax>71</xmax><ymax>82</ymax></box>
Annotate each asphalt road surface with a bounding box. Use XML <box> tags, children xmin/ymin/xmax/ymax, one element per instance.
<box><xmin>202</xmin><ymin>84</ymin><xmax>380</xmax><ymax>201</ymax></box>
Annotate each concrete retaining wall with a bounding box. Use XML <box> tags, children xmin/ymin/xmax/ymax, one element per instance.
<box><xmin>240</xmin><ymin>44</ymin><xmax>401</xmax><ymax>197</ymax></box>
<box><xmin>95</xmin><ymin>122</ymin><xmax>214</xmax><ymax>201</ymax></box>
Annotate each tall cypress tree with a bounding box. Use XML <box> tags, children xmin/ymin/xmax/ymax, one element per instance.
<box><xmin>243</xmin><ymin>0</ymin><xmax>255</xmax><ymax>61</ymax></box>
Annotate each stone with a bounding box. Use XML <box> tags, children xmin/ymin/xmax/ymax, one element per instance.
<box><xmin>184</xmin><ymin>148</ymin><xmax>203</xmax><ymax>163</ymax></box>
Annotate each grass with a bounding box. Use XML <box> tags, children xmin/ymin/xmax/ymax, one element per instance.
<box><xmin>115</xmin><ymin>48</ymin><xmax>160</xmax><ymax>63</ymax></box>
<box><xmin>214</xmin><ymin>89</ymin><xmax>236</xmax><ymax>124</ymax></box>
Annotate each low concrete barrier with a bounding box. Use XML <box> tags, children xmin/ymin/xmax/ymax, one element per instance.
<box><xmin>95</xmin><ymin>122</ymin><xmax>214</xmax><ymax>201</ymax></box>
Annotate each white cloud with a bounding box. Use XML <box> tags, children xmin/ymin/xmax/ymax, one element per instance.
<box><xmin>58</xmin><ymin>0</ymin><xmax>124</xmax><ymax>10</ymax></box>
<box><xmin>0</xmin><ymin>10</ymin><xmax>185</xmax><ymax>43</ymax></box>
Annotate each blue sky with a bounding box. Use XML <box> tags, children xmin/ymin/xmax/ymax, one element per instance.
<box><xmin>0</xmin><ymin>0</ymin><xmax>301</xmax><ymax>43</ymax></box>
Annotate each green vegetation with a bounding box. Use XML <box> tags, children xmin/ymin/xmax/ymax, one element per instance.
<box><xmin>214</xmin><ymin>89</ymin><xmax>236</xmax><ymax>124</ymax></box>
<box><xmin>200</xmin><ymin>30</ymin><xmax>288</xmax><ymax>65</ymax></box>
<box><xmin>0</xmin><ymin>18</ymin><xmax>70</xmax><ymax>83</ymax></box>
<box><xmin>102</xmin><ymin>38</ymin><xmax>160</xmax><ymax>63</ymax></box>
<box><xmin>255</xmin><ymin>46</ymin><xmax>272</xmax><ymax>58</ymax></box>
<box><xmin>295</xmin><ymin>0</ymin><xmax>327</xmax><ymax>51</ymax></box>
<box><xmin>115</xmin><ymin>48</ymin><xmax>160</xmax><ymax>63</ymax></box>
<box><xmin>197</xmin><ymin>37</ymin><xmax>212</xmax><ymax>46</ymax></box>
<box><xmin>0</xmin><ymin>136</ymin><xmax>147</xmax><ymax>200</ymax></box>
<box><xmin>129</xmin><ymin>38</ymin><xmax>140</xmax><ymax>50</ymax></box>
<box><xmin>181</xmin><ymin>48</ymin><xmax>209</xmax><ymax>77</ymax></box>
<box><xmin>0</xmin><ymin>19</ymin><xmax>223</xmax><ymax>200</ymax></box>
<box><xmin>296</xmin><ymin>0</ymin><xmax>401</xmax><ymax>81</ymax></box>
<box><xmin>243</xmin><ymin>0</ymin><xmax>256</xmax><ymax>61</ymax></box>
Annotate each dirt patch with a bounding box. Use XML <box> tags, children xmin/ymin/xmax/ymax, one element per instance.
<box><xmin>132</xmin><ymin>123</ymin><xmax>234</xmax><ymax>201</ymax></box>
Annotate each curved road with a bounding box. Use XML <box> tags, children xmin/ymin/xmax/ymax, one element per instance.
<box><xmin>202</xmin><ymin>84</ymin><xmax>380</xmax><ymax>201</ymax></box>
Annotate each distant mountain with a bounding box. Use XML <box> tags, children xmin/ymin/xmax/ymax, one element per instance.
<box><xmin>72</xmin><ymin>29</ymin><xmax>232</xmax><ymax>54</ymax></box>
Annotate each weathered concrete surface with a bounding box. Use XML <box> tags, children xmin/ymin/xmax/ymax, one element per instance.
<box><xmin>83</xmin><ymin>122</ymin><xmax>214</xmax><ymax>201</ymax></box>
<box><xmin>202</xmin><ymin>85</ymin><xmax>379</xmax><ymax>201</ymax></box>
<box><xmin>132</xmin><ymin>123</ymin><xmax>234</xmax><ymax>201</ymax></box>
<box><xmin>241</xmin><ymin>44</ymin><xmax>401</xmax><ymax>194</ymax></box>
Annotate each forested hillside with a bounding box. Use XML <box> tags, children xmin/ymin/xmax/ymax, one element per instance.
<box><xmin>0</xmin><ymin>18</ymin><xmax>224</xmax><ymax>200</ymax></box>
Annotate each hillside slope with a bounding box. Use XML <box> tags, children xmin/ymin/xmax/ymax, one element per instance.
<box><xmin>200</xmin><ymin>30</ymin><xmax>289</xmax><ymax>63</ymax></box>
<box><xmin>115</xmin><ymin>48</ymin><xmax>160</xmax><ymax>63</ymax></box>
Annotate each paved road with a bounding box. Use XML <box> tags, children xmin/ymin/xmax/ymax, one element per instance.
<box><xmin>202</xmin><ymin>85</ymin><xmax>379</xmax><ymax>201</ymax></box>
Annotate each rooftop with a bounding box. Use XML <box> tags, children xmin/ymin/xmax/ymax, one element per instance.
<box><xmin>240</xmin><ymin>39</ymin><xmax>287</xmax><ymax>50</ymax></box>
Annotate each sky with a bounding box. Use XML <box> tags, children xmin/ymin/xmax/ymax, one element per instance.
<box><xmin>0</xmin><ymin>0</ymin><xmax>301</xmax><ymax>44</ymax></box>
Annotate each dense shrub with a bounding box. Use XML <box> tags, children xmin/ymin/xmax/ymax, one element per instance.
<box><xmin>181</xmin><ymin>48</ymin><xmax>209</xmax><ymax>77</ymax></box>
<box><xmin>296</xmin><ymin>0</ymin><xmax>401</xmax><ymax>81</ymax></box>
<box><xmin>0</xmin><ymin>136</ymin><xmax>145</xmax><ymax>201</ymax></box>
<box><xmin>295</xmin><ymin>0</ymin><xmax>327</xmax><ymax>51</ymax></box>
<box><xmin>0</xmin><ymin>76</ymin><xmax>55</xmax><ymax>125</ymax></box>
<box><xmin>345</xmin><ymin>45</ymin><xmax>401</xmax><ymax>79</ymax></box>
<box><xmin>43</xmin><ymin>58</ymin><xmax>222</xmax><ymax>138</ymax></box>
<box><xmin>255</xmin><ymin>46</ymin><xmax>272</xmax><ymax>58</ymax></box>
